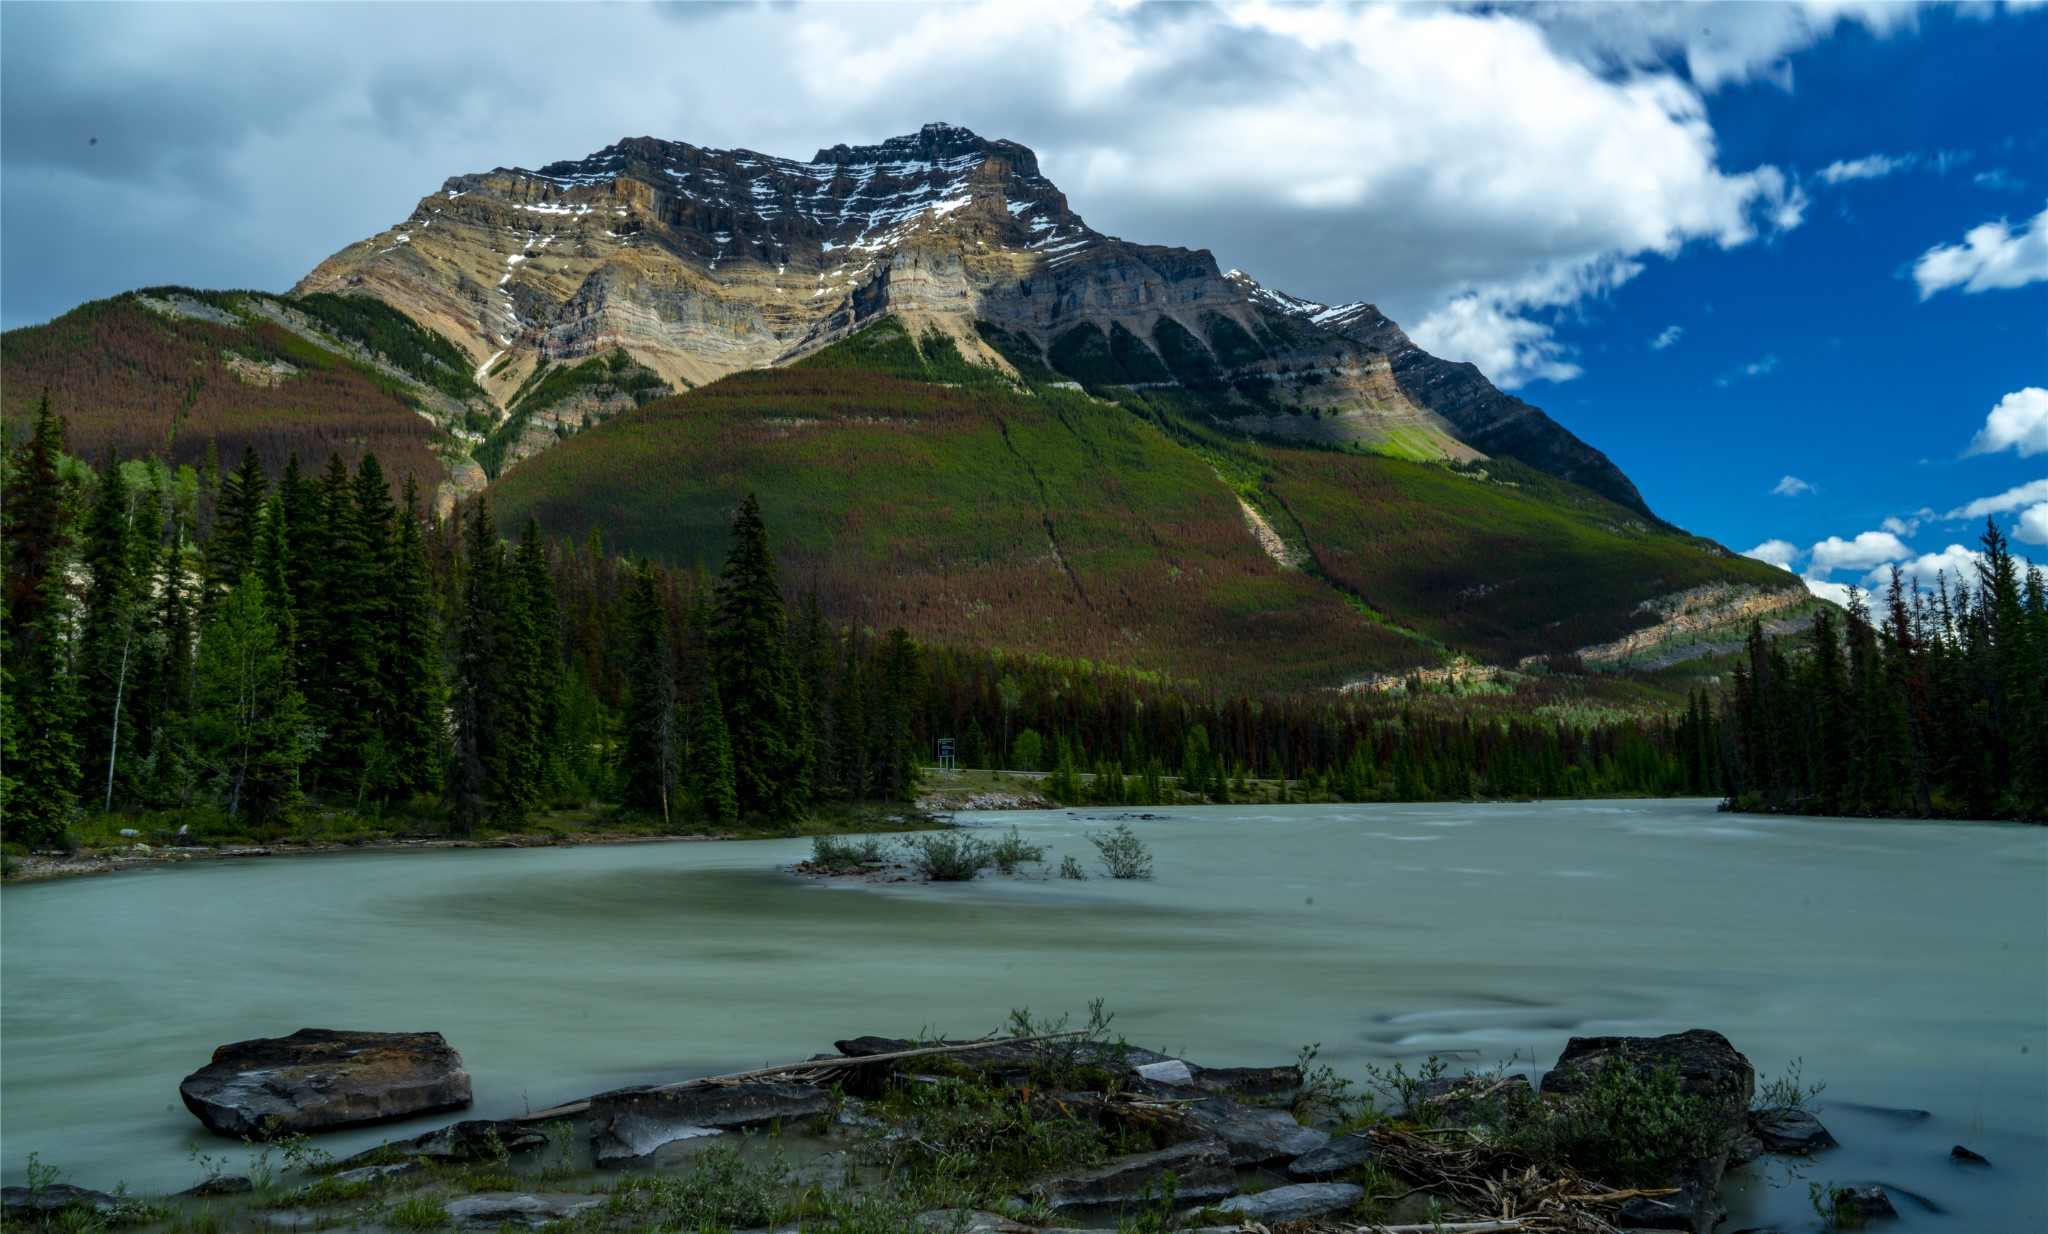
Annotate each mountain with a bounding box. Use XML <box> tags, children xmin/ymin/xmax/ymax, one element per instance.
<box><xmin>295</xmin><ymin>122</ymin><xmax>1621</xmax><ymax>492</ymax></box>
<box><xmin>2</xmin><ymin>123</ymin><xmax>1811</xmax><ymax>688</ymax></box>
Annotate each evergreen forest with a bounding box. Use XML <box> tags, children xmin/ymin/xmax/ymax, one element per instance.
<box><xmin>3</xmin><ymin>398</ymin><xmax>2042</xmax><ymax>850</ymax></box>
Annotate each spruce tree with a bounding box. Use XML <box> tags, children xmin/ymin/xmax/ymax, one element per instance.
<box><xmin>1</xmin><ymin>396</ymin><xmax>82</xmax><ymax>841</ymax></box>
<box><xmin>380</xmin><ymin>476</ymin><xmax>446</xmax><ymax>799</ymax></box>
<box><xmin>187</xmin><ymin>578</ymin><xmax>305</xmax><ymax>822</ymax></box>
<box><xmin>690</xmin><ymin>669</ymin><xmax>739</xmax><ymax>824</ymax></box>
<box><xmin>511</xmin><ymin>518</ymin><xmax>560</xmax><ymax>806</ymax></box>
<box><xmin>206</xmin><ymin>445</ymin><xmax>268</xmax><ymax>602</ymax></box>
<box><xmin>619</xmin><ymin>561</ymin><xmax>677</xmax><ymax>818</ymax></box>
<box><xmin>76</xmin><ymin>451</ymin><xmax>144</xmax><ymax>811</ymax></box>
<box><xmin>710</xmin><ymin>495</ymin><xmax>809</xmax><ymax>821</ymax></box>
<box><xmin>450</xmin><ymin>499</ymin><xmax>520</xmax><ymax>829</ymax></box>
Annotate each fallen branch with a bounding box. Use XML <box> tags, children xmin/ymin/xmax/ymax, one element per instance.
<box><xmin>509</xmin><ymin>1030</ymin><xmax>1087</xmax><ymax>1122</ymax></box>
<box><xmin>1350</xmin><ymin>1222</ymin><xmax>1528</xmax><ymax>1233</ymax></box>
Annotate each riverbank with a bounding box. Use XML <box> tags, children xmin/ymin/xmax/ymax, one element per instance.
<box><xmin>2</xmin><ymin>1019</ymin><xmax>1849</xmax><ymax>1234</ymax></box>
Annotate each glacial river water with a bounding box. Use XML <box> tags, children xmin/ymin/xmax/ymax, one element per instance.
<box><xmin>1</xmin><ymin>799</ymin><xmax>2042</xmax><ymax>1231</ymax></box>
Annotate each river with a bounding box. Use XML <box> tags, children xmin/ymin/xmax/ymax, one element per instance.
<box><xmin>1</xmin><ymin>799</ymin><xmax>2042</xmax><ymax>1230</ymax></box>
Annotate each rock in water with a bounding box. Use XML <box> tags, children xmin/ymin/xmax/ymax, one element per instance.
<box><xmin>1950</xmin><ymin>1144</ymin><xmax>1990</xmax><ymax>1165</ymax></box>
<box><xmin>1</xmin><ymin>1184</ymin><xmax>123</xmax><ymax>1217</ymax></box>
<box><xmin>179</xmin><ymin>1028</ymin><xmax>472</xmax><ymax>1137</ymax></box>
<box><xmin>1753</xmin><ymin>1107</ymin><xmax>1837</xmax><ymax>1155</ymax></box>
<box><xmin>1830</xmin><ymin>1186</ymin><xmax>1899</xmax><ymax>1221</ymax></box>
<box><xmin>1214</xmin><ymin>1183</ymin><xmax>1364</xmax><ymax>1223</ymax></box>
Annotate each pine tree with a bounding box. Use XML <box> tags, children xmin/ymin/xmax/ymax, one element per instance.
<box><xmin>1</xmin><ymin>396</ymin><xmax>82</xmax><ymax>842</ymax></box>
<box><xmin>874</xmin><ymin>627</ymin><xmax>922</xmax><ymax>803</ymax></box>
<box><xmin>381</xmin><ymin>476</ymin><xmax>446</xmax><ymax>799</ymax></box>
<box><xmin>206</xmin><ymin>445</ymin><xmax>268</xmax><ymax>602</ymax></box>
<box><xmin>619</xmin><ymin>561</ymin><xmax>678</xmax><ymax>817</ymax></box>
<box><xmin>76</xmin><ymin>452</ymin><xmax>146</xmax><ymax>811</ymax></box>
<box><xmin>511</xmin><ymin>518</ymin><xmax>561</xmax><ymax>806</ymax></box>
<box><xmin>449</xmin><ymin>499</ymin><xmax>521</xmax><ymax>829</ymax></box>
<box><xmin>187</xmin><ymin>578</ymin><xmax>306</xmax><ymax>823</ymax></box>
<box><xmin>689</xmin><ymin>669</ymin><xmax>739</xmax><ymax>824</ymax></box>
<box><xmin>710</xmin><ymin>495</ymin><xmax>809</xmax><ymax>821</ymax></box>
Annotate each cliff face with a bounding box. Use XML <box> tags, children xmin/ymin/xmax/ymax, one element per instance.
<box><xmin>297</xmin><ymin>123</ymin><xmax>1642</xmax><ymax>500</ymax></box>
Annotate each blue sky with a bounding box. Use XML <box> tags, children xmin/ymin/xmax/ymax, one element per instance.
<box><xmin>2</xmin><ymin>2</ymin><xmax>2042</xmax><ymax>597</ymax></box>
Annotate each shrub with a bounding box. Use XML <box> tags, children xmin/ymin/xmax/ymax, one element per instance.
<box><xmin>385</xmin><ymin>1196</ymin><xmax>448</xmax><ymax>1231</ymax></box>
<box><xmin>1491</xmin><ymin>1053</ymin><xmax>1738</xmax><ymax>1187</ymax></box>
<box><xmin>901</xmin><ymin>832</ymin><xmax>991</xmax><ymax>881</ymax></box>
<box><xmin>811</xmin><ymin>833</ymin><xmax>887</xmax><ymax>874</ymax></box>
<box><xmin>1088</xmin><ymin>823</ymin><xmax>1152</xmax><ymax>879</ymax></box>
<box><xmin>1058</xmin><ymin>855</ymin><xmax>1087</xmax><ymax>880</ymax></box>
<box><xmin>607</xmin><ymin>1145</ymin><xmax>782</xmax><ymax>1230</ymax></box>
<box><xmin>987</xmin><ymin>826</ymin><xmax>1045</xmax><ymax>874</ymax></box>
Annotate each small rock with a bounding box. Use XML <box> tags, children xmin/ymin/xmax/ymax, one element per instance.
<box><xmin>118</xmin><ymin>828</ymin><xmax>140</xmax><ymax>837</ymax></box>
<box><xmin>1831</xmin><ymin>1186</ymin><xmax>1898</xmax><ymax>1221</ymax></box>
<box><xmin>1189</xmin><ymin>1063</ymin><xmax>1300</xmax><ymax>1105</ymax></box>
<box><xmin>1727</xmin><ymin>1131</ymin><xmax>1765</xmax><ymax>1167</ymax></box>
<box><xmin>320</xmin><ymin>1160</ymin><xmax>423</xmax><ymax>1189</ymax></box>
<box><xmin>178</xmin><ymin>1174</ymin><xmax>253</xmax><ymax>1197</ymax></box>
<box><xmin>1285</xmin><ymin>1131</ymin><xmax>1380</xmax><ymax>1180</ymax></box>
<box><xmin>1</xmin><ymin>1184</ymin><xmax>122</xmax><ymax>1216</ymax></box>
<box><xmin>1754</xmin><ymin>1107</ymin><xmax>1837</xmax><ymax>1155</ymax></box>
<box><xmin>1950</xmin><ymin>1144</ymin><xmax>1990</xmax><ymax>1165</ymax></box>
<box><xmin>179</xmin><ymin>1028</ymin><xmax>471</xmax><ymax>1137</ymax></box>
<box><xmin>407</xmin><ymin>1119</ymin><xmax>551</xmax><ymax>1162</ymax></box>
<box><xmin>1178</xmin><ymin>1097</ymin><xmax>1328</xmax><ymax>1165</ymax></box>
<box><xmin>588</xmin><ymin>1082</ymin><xmax>828</xmax><ymax>1166</ymax></box>
<box><xmin>915</xmin><ymin>1211</ymin><xmax>1065</xmax><ymax>1233</ymax></box>
<box><xmin>1133</xmin><ymin>1059</ymin><xmax>1194</xmax><ymax>1086</ymax></box>
<box><xmin>1212</xmin><ymin>1182</ymin><xmax>1364</xmax><ymax>1224</ymax></box>
<box><xmin>444</xmin><ymin>1193</ymin><xmax>603</xmax><ymax>1227</ymax></box>
<box><xmin>1039</xmin><ymin>1140</ymin><xmax>1237</xmax><ymax>1212</ymax></box>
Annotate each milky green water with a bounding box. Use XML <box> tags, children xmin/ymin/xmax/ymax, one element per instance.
<box><xmin>2</xmin><ymin>800</ymin><xmax>2042</xmax><ymax>1231</ymax></box>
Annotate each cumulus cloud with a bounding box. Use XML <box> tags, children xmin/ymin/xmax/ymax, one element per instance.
<box><xmin>1912</xmin><ymin>204</ymin><xmax>2048</xmax><ymax>298</ymax></box>
<box><xmin>1803</xmin><ymin>577</ymin><xmax>1856</xmax><ymax>607</ymax></box>
<box><xmin>1650</xmin><ymin>324</ymin><xmax>1684</xmax><ymax>350</ymax></box>
<box><xmin>1743</xmin><ymin>539</ymin><xmax>1801</xmax><ymax>570</ymax></box>
<box><xmin>1964</xmin><ymin>387</ymin><xmax>2048</xmax><ymax>458</ymax></box>
<box><xmin>1771</xmin><ymin>475</ymin><xmax>1815</xmax><ymax>496</ymax></box>
<box><xmin>2017</xmin><ymin>504</ymin><xmax>2048</xmax><ymax>546</ymax></box>
<box><xmin>1880</xmin><ymin>514</ymin><xmax>1922</xmax><ymax>537</ymax></box>
<box><xmin>1819</xmin><ymin>153</ymin><xmax>1913</xmax><ymax>183</ymax></box>
<box><xmin>1808</xmin><ymin>530</ymin><xmax>1910</xmax><ymax>577</ymax></box>
<box><xmin>1947</xmin><ymin>478</ymin><xmax>2048</xmax><ymax>520</ymax></box>
<box><xmin>1878</xmin><ymin>544</ymin><xmax>1984</xmax><ymax>589</ymax></box>
<box><xmin>0</xmin><ymin>0</ymin><xmax>1837</xmax><ymax>389</ymax></box>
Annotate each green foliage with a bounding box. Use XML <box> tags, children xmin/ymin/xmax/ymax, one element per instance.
<box><xmin>987</xmin><ymin>825</ymin><xmax>1045</xmax><ymax>874</ymax></box>
<box><xmin>186</xmin><ymin>579</ymin><xmax>305</xmax><ymax>823</ymax></box>
<box><xmin>1490</xmin><ymin>1055</ymin><xmax>1738</xmax><ymax>1188</ymax></box>
<box><xmin>1755</xmin><ymin>1058</ymin><xmax>1827</xmax><ymax>1114</ymax></box>
<box><xmin>1088</xmin><ymin>823</ymin><xmax>1152</xmax><ymax>879</ymax></box>
<box><xmin>287</xmin><ymin>292</ymin><xmax>485</xmax><ymax>403</ymax></box>
<box><xmin>383</xmin><ymin>1195</ymin><xmax>449</xmax><ymax>1231</ymax></box>
<box><xmin>900</xmin><ymin>830</ymin><xmax>991</xmax><ymax>881</ymax></box>
<box><xmin>604</xmin><ymin>1144</ymin><xmax>782</xmax><ymax>1230</ymax></box>
<box><xmin>1058</xmin><ymin>854</ymin><xmax>1087</xmax><ymax>880</ymax></box>
<box><xmin>475</xmin><ymin>349</ymin><xmax>669</xmax><ymax>478</ymax></box>
<box><xmin>810</xmin><ymin>832</ymin><xmax>887</xmax><ymax>873</ymax></box>
<box><xmin>713</xmin><ymin>494</ymin><xmax>811</xmax><ymax>822</ymax></box>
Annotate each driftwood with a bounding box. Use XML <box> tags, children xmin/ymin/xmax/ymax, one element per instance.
<box><xmin>508</xmin><ymin>1030</ymin><xmax>1086</xmax><ymax>1123</ymax></box>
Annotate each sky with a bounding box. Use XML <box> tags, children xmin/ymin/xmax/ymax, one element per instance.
<box><xmin>2</xmin><ymin>1</ymin><xmax>2043</xmax><ymax>601</ymax></box>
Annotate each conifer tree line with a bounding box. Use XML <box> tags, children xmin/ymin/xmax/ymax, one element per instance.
<box><xmin>1703</xmin><ymin>523</ymin><xmax>2047</xmax><ymax>821</ymax></box>
<box><xmin>9</xmin><ymin>400</ymin><xmax>2041</xmax><ymax>841</ymax></box>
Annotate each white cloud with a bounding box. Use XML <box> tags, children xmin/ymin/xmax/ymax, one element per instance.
<box><xmin>1880</xmin><ymin>515</ymin><xmax>1921</xmax><ymax>537</ymax></box>
<box><xmin>1975</xmin><ymin>168</ymin><xmax>2024</xmax><ymax>192</ymax></box>
<box><xmin>1946</xmin><ymin>478</ymin><xmax>2048</xmax><ymax>521</ymax></box>
<box><xmin>1819</xmin><ymin>153</ymin><xmax>1912</xmax><ymax>184</ymax></box>
<box><xmin>1964</xmin><ymin>387</ymin><xmax>2048</xmax><ymax>458</ymax></box>
<box><xmin>2017</xmin><ymin>503</ymin><xmax>2048</xmax><ymax>546</ymax></box>
<box><xmin>1807</xmin><ymin>530</ymin><xmax>1910</xmax><ymax>577</ymax></box>
<box><xmin>1876</xmin><ymin>544</ymin><xmax>1984</xmax><ymax>589</ymax></box>
<box><xmin>1650</xmin><ymin>324</ymin><xmax>1684</xmax><ymax>350</ymax></box>
<box><xmin>1912</xmin><ymin>204</ymin><xmax>2048</xmax><ymax>298</ymax></box>
<box><xmin>0</xmin><ymin>0</ymin><xmax>1838</xmax><ymax>394</ymax></box>
<box><xmin>1802</xmin><ymin>576</ymin><xmax>1855</xmax><ymax>608</ymax></box>
<box><xmin>1715</xmin><ymin>354</ymin><xmax>1781</xmax><ymax>387</ymax></box>
<box><xmin>1743</xmin><ymin>539</ymin><xmax>1801</xmax><ymax>570</ymax></box>
<box><xmin>1771</xmin><ymin>474</ymin><xmax>1815</xmax><ymax>496</ymax></box>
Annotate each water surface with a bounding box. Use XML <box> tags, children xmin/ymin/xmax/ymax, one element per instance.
<box><xmin>2</xmin><ymin>800</ymin><xmax>2041</xmax><ymax>1230</ymax></box>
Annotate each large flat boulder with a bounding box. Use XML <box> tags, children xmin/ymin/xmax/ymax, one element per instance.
<box><xmin>1177</xmin><ymin>1097</ymin><xmax>1328</xmax><ymax>1165</ymax></box>
<box><xmin>1038</xmin><ymin>1140</ymin><xmax>1237</xmax><ymax>1212</ymax></box>
<box><xmin>587</xmin><ymin>1082</ymin><xmax>831</xmax><ymax>1167</ymax></box>
<box><xmin>1286</xmin><ymin>1131</ymin><xmax>1381</xmax><ymax>1180</ymax></box>
<box><xmin>179</xmin><ymin>1029</ymin><xmax>472</xmax><ymax>1137</ymax></box>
